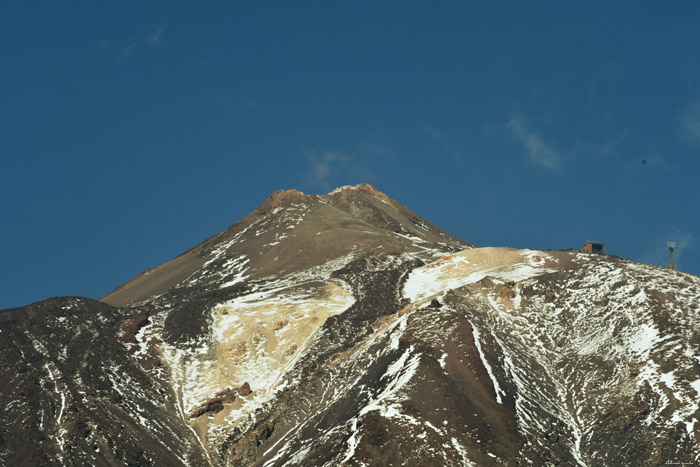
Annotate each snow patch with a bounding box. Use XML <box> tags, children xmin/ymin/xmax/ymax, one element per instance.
<box><xmin>630</xmin><ymin>323</ymin><xmax>660</xmax><ymax>357</ymax></box>
<box><xmin>472</xmin><ymin>326</ymin><xmax>504</xmax><ymax>404</ymax></box>
<box><xmin>403</xmin><ymin>249</ymin><xmax>555</xmax><ymax>303</ymax></box>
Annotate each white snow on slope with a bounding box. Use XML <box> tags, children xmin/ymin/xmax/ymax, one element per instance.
<box><xmin>629</xmin><ymin>322</ymin><xmax>661</xmax><ymax>357</ymax></box>
<box><xmin>464</xmin><ymin>254</ymin><xmax>700</xmax><ymax>465</ymax></box>
<box><xmin>472</xmin><ymin>326</ymin><xmax>504</xmax><ymax>404</ymax></box>
<box><xmin>403</xmin><ymin>248</ymin><xmax>556</xmax><ymax>303</ymax></box>
<box><xmin>158</xmin><ymin>276</ymin><xmax>355</xmax><ymax>445</ymax></box>
<box><xmin>127</xmin><ymin>234</ymin><xmax>700</xmax><ymax>465</ymax></box>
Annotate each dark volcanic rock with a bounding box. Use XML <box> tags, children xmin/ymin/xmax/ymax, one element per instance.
<box><xmin>0</xmin><ymin>297</ymin><xmax>208</xmax><ymax>466</ymax></box>
<box><xmin>3</xmin><ymin>185</ymin><xmax>700</xmax><ymax>466</ymax></box>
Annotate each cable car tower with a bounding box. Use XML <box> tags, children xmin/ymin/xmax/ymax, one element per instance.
<box><xmin>667</xmin><ymin>242</ymin><xmax>677</xmax><ymax>271</ymax></box>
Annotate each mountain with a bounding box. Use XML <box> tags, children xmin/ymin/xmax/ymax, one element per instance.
<box><xmin>1</xmin><ymin>184</ymin><xmax>699</xmax><ymax>466</ymax></box>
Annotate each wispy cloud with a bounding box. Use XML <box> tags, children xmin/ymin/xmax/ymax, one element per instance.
<box><xmin>118</xmin><ymin>40</ymin><xmax>140</xmax><ymax>60</ymax></box>
<box><xmin>507</xmin><ymin>116</ymin><xmax>560</xmax><ymax>170</ymax></box>
<box><xmin>679</xmin><ymin>99</ymin><xmax>700</xmax><ymax>146</ymax></box>
<box><xmin>425</xmin><ymin>126</ymin><xmax>461</xmax><ymax>162</ymax></box>
<box><xmin>302</xmin><ymin>125</ymin><xmax>392</xmax><ymax>191</ymax></box>
<box><xmin>96</xmin><ymin>39</ymin><xmax>111</xmax><ymax>52</ymax></box>
<box><xmin>304</xmin><ymin>141</ymin><xmax>388</xmax><ymax>191</ymax></box>
<box><xmin>672</xmin><ymin>232</ymin><xmax>694</xmax><ymax>268</ymax></box>
<box><xmin>640</xmin><ymin>231</ymin><xmax>694</xmax><ymax>269</ymax></box>
<box><xmin>305</xmin><ymin>150</ymin><xmax>358</xmax><ymax>189</ymax></box>
<box><xmin>116</xmin><ymin>25</ymin><xmax>166</xmax><ymax>60</ymax></box>
<box><xmin>148</xmin><ymin>26</ymin><xmax>165</xmax><ymax>47</ymax></box>
<box><xmin>573</xmin><ymin>130</ymin><xmax>628</xmax><ymax>160</ymax></box>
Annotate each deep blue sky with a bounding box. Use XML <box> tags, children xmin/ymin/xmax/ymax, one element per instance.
<box><xmin>2</xmin><ymin>2</ymin><xmax>700</xmax><ymax>309</ymax></box>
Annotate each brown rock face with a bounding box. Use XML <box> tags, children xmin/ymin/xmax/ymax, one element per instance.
<box><xmin>189</xmin><ymin>388</ymin><xmax>240</xmax><ymax>419</ymax></box>
<box><xmin>237</xmin><ymin>383</ymin><xmax>251</xmax><ymax>396</ymax></box>
<box><xmin>100</xmin><ymin>184</ymin><xmax>470</xmax><ymax>308</ymax></box>
<box><xmin>120</xmin><ymin>313</ymin><xmax>150</xmax><ymax>343</ymax></box>
<box><xmin>4</xmin><ymin>185</ymin><xmax>700</xmax><ymax>466</ymax></box>
<box><xmin>190</xmin><ymin>400</ymin><xmax>224</xmax><ymax>419</ymax></box>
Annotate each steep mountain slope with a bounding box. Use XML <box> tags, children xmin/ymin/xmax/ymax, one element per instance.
<box><xmin>104</xmin><ymin>185</ymin><xmax>472</xmax><ymax>463</ymax></box>
<box><xmin>232</xmin><ymin>247</ymin><xmax>700</xmax><ymax>466</ymax></box>
<box><xmin>0</xmin><ymin>297</ymin><xmax>209</xmax><ymax>466</ymax></box>
<box><xmin>2</xmin><ymin>184</ymin><xmax>699</xmax><ymax>466</ymax></box>
<box><xmin>102</xmin><ymin>185</ymin><xmax>467</xmax><ymax>307</ymax></box>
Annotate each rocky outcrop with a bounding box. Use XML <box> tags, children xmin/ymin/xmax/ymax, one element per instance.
<box><xmin>3</xmin><ymin>186</ymin><xmax>699</xmax><ymax>466</ymax></box>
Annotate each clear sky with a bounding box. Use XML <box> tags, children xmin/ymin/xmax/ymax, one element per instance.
<box><xmin>2</xmin><ymin>2</ymin><xmax>700</xmax><ymax>309</ymax></box>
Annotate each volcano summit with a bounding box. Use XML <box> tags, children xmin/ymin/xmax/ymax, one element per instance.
<box><xmin>1</xmin><ymin>184</ymin><xmax>699</xmax><ymax>466</ymax></box>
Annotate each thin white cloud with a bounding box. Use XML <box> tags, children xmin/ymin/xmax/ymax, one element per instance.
<box><xmin>507</xmin><ymin>116</ymin><xmax>560</xmax><ymax>170</ymax></box>
<box><xmin>679</xmin><ymin>99</ymin><xmax>700</xmax><ymax>146</ymax></box>
<box><xmin>148</xmin><ymin>26</ymin><xmax>165</xmax><ymax>47</ymax></box>
<box><xmin>96</xmin><ymin>39</ymin><xmax>111</xmax><ymax>52</ymax></box>
<box><xmin>306</xmin><ymin>150</ymin><xmax>356</xmax><ymax>189</ymax></box>
<box><xmin>573</xmin><ymin>131</ymin><xmax>628</xmax><ymax>160</ymax></box>
<box><xmin>641</xmin><ymin>231</ymin><xmax>694</xmax><ymax>269</ymax></box>
<box><xmin>303</xmin><ymin>127</ymin><xmax>390</xmax><ymax>190</ymax></box>
<box><xmin>425</xmin><ymin>126</ymin><xmax>461</xmax><ymax>161</ymax></box>
<box><xmin>304</xmin><ymin>144</ymin><xmax>385</xmax><ymax>190</ymax></box>
<box><xmin>672</xmin><ymin>232</ymin><xmax>694</xmax><ymax>268</ymax></box>
<box><xmin>117</xmin><ymin>26</ymin><xmax>165</xmax><ymax>60</ymax></box>
<box><xmin>118</xmin><ymin>40</ymin><xmax>139</xmax><ymax>60</ymax></box>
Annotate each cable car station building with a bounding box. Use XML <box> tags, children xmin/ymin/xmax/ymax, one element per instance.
<box><xmin>580</xmin><ymin>241</ymin><xmax>605</xmax><ymax>255</ymax></box>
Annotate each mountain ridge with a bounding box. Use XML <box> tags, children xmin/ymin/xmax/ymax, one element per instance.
<box><xmin>101</xmin><ymin>184</ymin><xmax>471</xmax><ymax>307</ymax></box>
<box><xmin>2</xmin><ymin>184</ymin><xmax>699</xmax><ymax>466</ymax></box>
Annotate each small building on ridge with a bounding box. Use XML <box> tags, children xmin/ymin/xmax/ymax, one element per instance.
<box><xmin>580</xmin><ymin>241</ymin><xmax>605</xmax><ymax>255</ymax></box>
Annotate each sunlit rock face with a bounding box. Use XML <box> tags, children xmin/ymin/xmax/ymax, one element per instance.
<box><xmin>2</xmin><ymin>184</ymin><xmax>699</xmax><ymax>466</ymax></box>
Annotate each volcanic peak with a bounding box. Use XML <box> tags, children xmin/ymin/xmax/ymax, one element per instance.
<box><xmin>260</xmin><ymin>184</ymin><xmax>388</xmax><ymax>209</ymax></box>
<box><xmin>326</xmin><ymin>183</ymin><xmax>383</xmax><ymax>196</ymax></box>
<box><xmin>4</xmin><ymin>185</ymin><xmax>700</xmax><ymax>466</ymax></box>
<box><xmin>101</xmin><ymin>184</ymin><xmax>471</xmax><ymax>307</ymax></box>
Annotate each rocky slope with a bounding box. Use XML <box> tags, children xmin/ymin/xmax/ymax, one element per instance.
<box><xmin>1</xmin><ymin>184</ymin><xmax>699</xmax><ymax>466</ymax></box>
